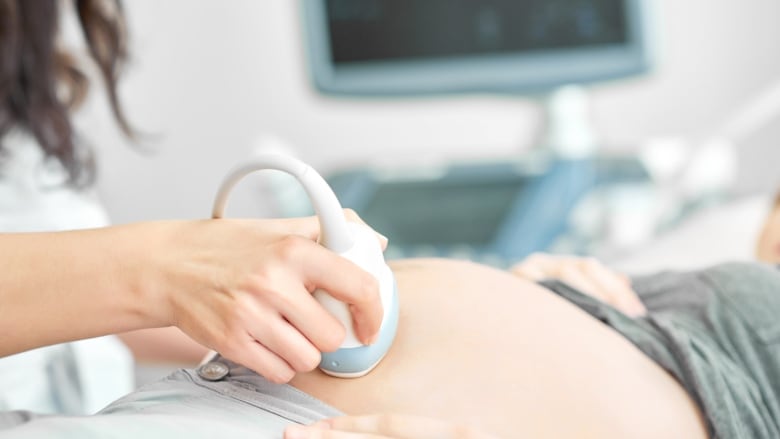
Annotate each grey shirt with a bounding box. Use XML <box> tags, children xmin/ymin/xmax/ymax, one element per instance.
<box><xmin>543</xmin><ymin>262</ymin><xmax>780</xmax><ymax>439</ymax></box>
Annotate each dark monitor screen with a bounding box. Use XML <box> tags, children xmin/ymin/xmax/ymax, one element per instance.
<box><xmin>328</xmin><ymin>0</ymin><xmax>628</xmax><ymax>64</ymax></box>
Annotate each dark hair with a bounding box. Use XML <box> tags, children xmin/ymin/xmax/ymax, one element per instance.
<box><xmin>0</xmin><ymin>0</ymin><xmax>132</xmax><ymax>187</ymax></box>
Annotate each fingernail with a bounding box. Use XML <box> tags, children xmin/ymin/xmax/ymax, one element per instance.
<box><xmin>285</xmin><ymin>425</ymin><xmax>309</xmax><ymax>439</ymax></box>
<box><xmin>630</xmin><ymin>304</ymin><xmax>647</xmax><ymax>318</ymax></box>
<box><xmin>363</xmin><ymin>331</ymin><xmax>379</xmax><ymax>346</ymax></box>
<box><xmin>378</xmin><ymin>233</ymin><xmax>389</xmax><ymax>249</ymax></box>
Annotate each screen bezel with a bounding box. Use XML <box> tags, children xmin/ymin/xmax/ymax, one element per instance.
<box><xmin>300</xmin><ymin>0</ymin><xmax>654</xmax><ymax>95</ymax></box>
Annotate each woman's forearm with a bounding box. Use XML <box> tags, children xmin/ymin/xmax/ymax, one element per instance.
<box><xmin>0</xmin><ymin>225</ymin><xmax>166</xmax><ymax>356</ymax></box>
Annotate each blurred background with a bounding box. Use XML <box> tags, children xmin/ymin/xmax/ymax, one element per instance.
<box><xmin>67</xmin><ymin>0</ymin><xmax>780</xmax><ymax>274</ymax></box>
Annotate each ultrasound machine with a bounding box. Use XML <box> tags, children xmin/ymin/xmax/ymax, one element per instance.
<box><xmin>299</xmin><ymin>0</ymin><xmax>655</xmax><ymax>266</ymax></box>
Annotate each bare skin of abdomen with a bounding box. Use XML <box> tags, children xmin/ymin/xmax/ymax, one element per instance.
<box><xmin>290</xmin><ymin>258</ymin><xmax>707</xmax><ymax>438</ymax></box>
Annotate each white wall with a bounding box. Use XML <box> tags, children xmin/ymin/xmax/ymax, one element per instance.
<box><xmin>73</xmin><ymin>0</ymin><xmax>780</xmax><ymax>224</ymax></box>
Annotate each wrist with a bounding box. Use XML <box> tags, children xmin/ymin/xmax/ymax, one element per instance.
<box><xmin>112</xmin><ymin>221</ymin><xmax>179</xmax><ymax>328</ymax></box>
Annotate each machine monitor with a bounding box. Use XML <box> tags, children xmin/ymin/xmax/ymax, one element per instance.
<box><xmin>301</xmin><ymin>0</ymin><xmax>653</xmax><ymax>95</ymax></box>
<box><xmin>298</xmin><ymin>0</ymin><xmax>656</xmax><ymax>264</ymax></box>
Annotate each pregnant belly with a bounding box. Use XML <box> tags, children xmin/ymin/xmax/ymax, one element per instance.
<box><xmin>290</xmin><ymin>258</ymin><xmax>707</xmax><ymax>438</ymax></box>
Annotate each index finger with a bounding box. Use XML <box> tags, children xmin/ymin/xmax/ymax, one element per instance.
<box><xmin>298</xmin><ymin>244</ymin><xmax>383</xmax><ymax>345</ymax></box>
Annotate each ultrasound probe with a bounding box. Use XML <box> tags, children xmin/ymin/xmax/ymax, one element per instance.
<box><xmin>212</xmin><ymin>154</ymin><xmax>399</xmax><ymax>378</ymax></box>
